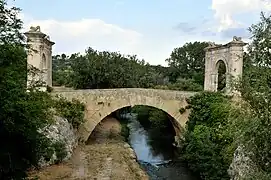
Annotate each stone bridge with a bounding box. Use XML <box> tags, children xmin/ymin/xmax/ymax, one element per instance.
<box><xmin>25</xmin><ymin>26</ymin><xmax>246</xmax><ymax>143</ymax></box>
<box><xmin>52</xmin><ymin>88</ymin><xmax>197</xmax><ymax>142</ymax></box>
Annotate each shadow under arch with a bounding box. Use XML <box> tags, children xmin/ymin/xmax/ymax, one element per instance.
<box><xmin>79</xmin><ymin>99</ymin><xmax>189</xmax><ymax>143</ymax></box>
<box><xmin>88</xmin><ymin>104</ymin><xmax>182</xmax><ymax>159</ymax></box>
<box><xmin>104</xmin><ymin>105</ymin><xmax>182</xmax><ymax>137</ymax></box>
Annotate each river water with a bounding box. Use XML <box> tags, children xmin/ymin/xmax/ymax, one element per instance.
<box><xmin>122</xmin><ymin>113</ymin><xmax>198</xmax><ymax>180</ymax></box>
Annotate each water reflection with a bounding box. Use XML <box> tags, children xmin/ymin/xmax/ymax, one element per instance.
<box><xmin>126</xmin><ymin>113</ymin><xmax>169</xmax><ymax>165</ymax></box>
<box><xmin>121</xmin><ymin>112</ymin><xmax>199</xmax><ymax>180</ymax></box>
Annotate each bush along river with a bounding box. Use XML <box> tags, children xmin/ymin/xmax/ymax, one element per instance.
<box><xmin>114</xmin><ymin>106</ymin><xmax>199</xmax><ymax>180</ymax></box>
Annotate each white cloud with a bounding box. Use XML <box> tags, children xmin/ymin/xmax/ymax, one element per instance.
<box><xmin>211</xmin><ymin>0</ymin><xmax>271</xmax><ymax>31</ymax></box>
<box><xmin>22</xmin><ymin>14</ymin><xmax>178</xmax><ymax>66</ymax></box>
<box><xmin>21</xmin><ymin>13</ymin><xmax>241</xmax><ymax>66</ymax></box>
<box><xmin>22</xmin><ymin>14</ymin><xmax>144</xmax><ymax>59</ymax></box>
<box><xmin>21</xmin><ymin>0</ymin><xmax>267</xmax><ymax>66</ymax></box>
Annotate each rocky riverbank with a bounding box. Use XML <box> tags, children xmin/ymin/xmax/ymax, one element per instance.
<box><xmin>28</xmin><ymin>117</ymin><xmax>148</xmax><ymax>180</ymax></box>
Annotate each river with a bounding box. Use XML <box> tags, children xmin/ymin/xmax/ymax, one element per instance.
<box><xmin>122</xmin><ymin>113</ymin><xmax>199</xmax><ymax>180</ymax></box>
<box><xmin>28</xmin><ymin>112</ymin><xmax>198</xmax><ymax>179</ymax></box>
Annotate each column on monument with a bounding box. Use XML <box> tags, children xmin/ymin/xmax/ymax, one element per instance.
<box><xmin>211</xmin><ymin>73</ymin><xmax>218</xmax><ymax>91</ymax></box>
<box><xmin>204</xmin><ymin>50</ymin><xmax>212</xmax><ymax>91</ymax></box>
<box><xmin>24</xmin><ymin>27</ymin><xmax>55</xmax><ymax>90</ymax></box>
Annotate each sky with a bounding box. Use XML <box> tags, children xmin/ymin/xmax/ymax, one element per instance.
<box><xmin>9</xmin><ymin>0</ymin><xmax>271</xmax><ymax>66</ymax></box>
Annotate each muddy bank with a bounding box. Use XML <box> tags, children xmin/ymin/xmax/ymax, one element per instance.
<box><xmin>28</xmin><ymin>117</ymin><xmax>148</xmax><ymax>180</ymax></box>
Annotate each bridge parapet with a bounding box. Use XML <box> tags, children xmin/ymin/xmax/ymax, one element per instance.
<box><xmin>52</xmin><ymin>88</ymin><xmax>196</xmax><ymax>101</ymax></box>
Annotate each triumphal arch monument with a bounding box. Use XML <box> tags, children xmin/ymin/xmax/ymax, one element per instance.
<box><xmin>204</xmin><ymin>36</ymin><xmax>247</xmax><ymax>93</ymax></box>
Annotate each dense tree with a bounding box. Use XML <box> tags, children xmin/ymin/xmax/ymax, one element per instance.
<box><xmin>52</xmin><ymin>54</ymin><xmax>74</xmax><ymax>86</ymax></box>
<box><xmin>181</xmin><ymin>12</ymin><xmax>271</xmax><ymax>180</ymax></box>
<box><xmin>166</xmin><ymin>41</ymin><xmax>209</xmax><ymax>85</ymax></box>
<box><xmin>131</xmin><ymin>105</ymin><xmax>176</xmax><ymax>158</ymax></box>
<box><xmin>52</xmin><ymin>47</ymin><xmax>205</xmax><ymax>92</ymax></box>
<box><xmin>236</xmin><ymin>12</ymin><xmax>271</xmax><ymax>177</ymax></box>
<box><xmin>52</xmin><ymin>47</ymin><xmax>171</xmax><ymax>89</ymax></box>
<box><xmin>0</xmin><ymin>1</ymin><xmax>86</xmax><ymax>179</ymax></box>
<box><xmin>0</xmin><ymin>1</ymin><xmax>51</xmax><ymax>178</ymax></box>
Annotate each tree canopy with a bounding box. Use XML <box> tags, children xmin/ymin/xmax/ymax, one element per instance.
<box><xmin>0</xmin><ymin>1</ymin><xmax>85</xmax><ymax>179</ymax></box>
<box><xmin>166</xmin><ymin>41</ymin><xmax>209</xmax><ymax>85</ymax></box>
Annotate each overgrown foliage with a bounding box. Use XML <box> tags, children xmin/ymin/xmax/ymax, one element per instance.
<box><xmin>181</xmin><ymin>12</ymin><xmax>271</xmax><ymax>180</ymax></box>
<box><xmin>0</xmin><ymin>1</ymin><xmax>51</xmax><ymax>178</ymax></box>
<box><xmin>234</xmin><ymin>12</ymin><xmax>271</xmax><ymax>179</ymax></box>
<box><xmin>53</xmin><ymin>95</ymin><xmax>85</xmax><ymax>129</ymax></box>
<box><xmin>112</xmin><ymin>107</ymin><xmax>131</xmax><ymax>141</ymax></box>
<box><xmin>52</xmin><ymin>49</ymin><xmax>170</xmax><ymax>89</ymax></box>
<box><xmin>0</xmin><ymin>1</ymin><xmax>85</xmax><ymax>179</ymax></box>
<box><xmin>166</xmin><ymin>41</ymin><xmax>209</xmax><ymax>85</ymax></box>
<box><xmin>131</xmin><ymin>106</ymin><xmax>176</xmax><ymax>156</ymax></box>
<box><xmin>52</xmin><ymin>43</ymin><xmax>207</xmax><ymax>91</ymax></box>
<box><xmin>153</xmin><ymin>78</ymin><xmax>203</xmax><ymax>91</ymax></box>
<box><xmin>181</xmin><ymin>92</ymin><xmax>233</xmax><ymax>180</ymax></box>
<box><xmin>53</xmin><ymin>141</ymin><xmax>68</xmax><ymax>164</ymax></box>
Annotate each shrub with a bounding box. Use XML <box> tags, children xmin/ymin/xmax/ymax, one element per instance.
<box><xmin>179</xmin><ymin>107</ymin><xmax>186</xmax><ymax>114</ymax></box>
<box><xmin>53</xmin><ymin>141</ymin><xmax>67</xmax><ymax>164</ymax></box>
<box><xmin>131</xmin><ymin>105</ymin><xmax>152</xmax><ymax>129</ymax></box>
<box><xmin>131</xmin><ymin>105</ymin><xmax>176</xmax><ymax>155</ymax></box>
<box><xmin>53</xmin><ymin>95</ymin><xmax>85</xmax><ymax>129</ymax></box>
<box><xmin>46</xmin><ymin>85</ymin><xmax>53</xmax><ymax>92</ymax></box>
<box><xmin>181</xmin><ymin>92</ymin><xmax>233</xmax><ymax>180</ymax></box>
<box><xmin>120</xmin><ymin>122</ymin><xmax>130</xmax><ymax>141</ymax></box>
<box><xmin>111</xmin><ymin>107</ymin><xmax>131</xmax><ymax>141</ymax></box>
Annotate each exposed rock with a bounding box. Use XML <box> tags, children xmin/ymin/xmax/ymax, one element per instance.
<box><xmin>123</xmin><ymin>142</ymin><xmax>130</xmax><ymax>148</ymax></box>
<box><xmin>38</xmin><ymin>116</ymin><xmax>78</xmax><ymax>167</ymax></box>
<box><xmin>128</xmin><ymin>147</ymin><xmax>137</xmax><ymax>159</ymax></box>
<box><xmin>228</xmin><ymin>145</ymin><xmax>257</xmax><ymax>180</ymax></box>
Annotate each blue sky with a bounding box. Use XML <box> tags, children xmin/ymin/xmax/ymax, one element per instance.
<box><xmin>11</xmin><ymin>0</ymin><xmax>271</xmax><ymax>65</ymax></box>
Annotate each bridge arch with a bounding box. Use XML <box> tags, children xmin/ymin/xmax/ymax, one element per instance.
<box><xmin>88</xmin><ymin>103</ymin><xmax>183</xmax><ymax>141</ymax></box>
<box><xmin>52</xmin><ymin>88</ymin><xmax>196</xmax><ymax>142</ymax></box>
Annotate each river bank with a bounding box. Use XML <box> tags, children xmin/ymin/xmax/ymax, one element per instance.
<box><xmin>28</xmin><ymin>117</ymin><xmax>148</xmax><ymax>180</ymax></box>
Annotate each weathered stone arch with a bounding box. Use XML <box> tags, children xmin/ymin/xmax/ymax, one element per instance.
<box><xmin>204</xmin><ymin>37</ymin><xmax>247</xmax><ymax>94</ymax></box>
<box><xmin>91</xmin><ymin>102</ymin><xmax>182</xmax><ymax>137</ymax></box>
<box><xmin>52</xmin><ymin>88</ymin><xmax>196</xmax><ymax>142</ymax></box>
<box><xmin>215</xmin><ymin>59</ymin><xmax>228</xmax><ymax>73</ymax></box>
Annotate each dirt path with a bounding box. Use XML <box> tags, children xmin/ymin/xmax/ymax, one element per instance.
<box><xmin>28</xmin><ymin>117</ymin><xmax>149</xmax><ymax>180</ymax></box>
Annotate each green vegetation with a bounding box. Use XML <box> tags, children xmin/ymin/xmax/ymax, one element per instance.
<box><xmin>131</xmin><ymin>106</ymin><xmax>176</xmax><ymax>154</ymax></box>
<box><xmin>53</xmin><ymin>95</ymin><xmax>85</xmax><ymax>129</ymax></box>
<box><xmin>181</xmin><ymin>12</ymin><xmax>271</xmax><ymax>180</ymax></box>
<box><xmin>1</xmin><ymin>0</ymin><xmax>271</xmax><ymax>179</ymax></box>
<box><xmin>166</xmin><ymin>41</ymin><xmax>209</xmax><ymax>85</ymax></box>
<box><xmin>52</xmin><ymin>42</ymin><xmax>208</xmax><ymax>91</ymax></box>
<box><xmin>53</xmin><ymin>141</ymin><xmax>68</xmax><ymax>164</ymax></box>
<box><xmin>181</xmin><ymin>92</ymin><xmax>233</xmax><ymax>180</ymax></box>
<box><xmin>119</xmin><ymin>120</ymin><xmax>130</xmax><ymax>141</ymax></box>
<box><xmin>235</xmin><ymin>12</ymin><xmax>271</xmax><ymax>179</ymax></box>
<box><xmin>0</xmin><ymin>1</ymin><xmax>85</xmax><ymax>179</ymax></box>
<box><xmin>112</xmin><ymin>107</ymin><xmax>131</xmax><ymax>141</ymax></box>
<box><xmin>179</xmin><ymin>107</ymin><xmax>186</xmax><ymax>114</ymax></box>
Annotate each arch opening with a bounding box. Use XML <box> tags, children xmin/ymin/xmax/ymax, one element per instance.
<box><xmin>87</xmin><ymin>105</ymin><xmax>181</xmax><ymax>161</ymax></box>
<box><xmin>216</xmin><ymin>60</ymin><xmax>227</xmax><ymax>91</ymax></box>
